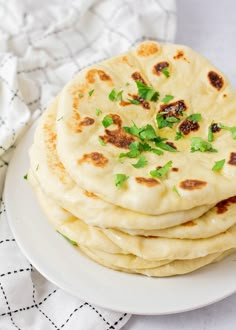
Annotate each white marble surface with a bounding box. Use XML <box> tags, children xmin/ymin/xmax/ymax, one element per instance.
<box><xmin>124</xmin><ymin>0</ymin><xmax>236</xmax><ymax>329</ymax></box>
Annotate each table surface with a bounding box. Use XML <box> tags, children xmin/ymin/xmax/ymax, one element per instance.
<box><xmin>124</xmin><ymin>0</ymin><xmax>236</xmax><ymax>329</ymax></box>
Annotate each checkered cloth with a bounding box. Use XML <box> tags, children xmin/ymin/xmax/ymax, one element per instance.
<box><xmin>0</xmin><ymin>0</ymin><xmax>176</xmax><ymax>329</ymax></box>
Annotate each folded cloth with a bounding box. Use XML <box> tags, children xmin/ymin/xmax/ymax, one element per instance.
<box><xmin>0</xmin><ymin>0</ymin><xmax>176</xmax><ymax>328</ymax></box>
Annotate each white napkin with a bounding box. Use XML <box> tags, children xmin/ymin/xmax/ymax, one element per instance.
<box><xmin>0</xmin><ymin>0</ymin><xmax>176</xmax><ymax>328</ymax></box>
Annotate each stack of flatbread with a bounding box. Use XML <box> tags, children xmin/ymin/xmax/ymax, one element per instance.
<box><xmin>28</xmin><ymin>41</ymin><xmax>236</xmax><ymax>277</ymax></box>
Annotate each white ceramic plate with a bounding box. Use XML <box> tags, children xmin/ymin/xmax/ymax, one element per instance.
<box><xmin>4</xmin><ymin>121</ymin><xmax>236</xmax><ymax>315</ymax></box>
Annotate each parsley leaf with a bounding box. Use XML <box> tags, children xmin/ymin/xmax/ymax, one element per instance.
<box><xmin>150</xmin><ymin>161</ymin><xmax>173</xmax><ymax>179</ymax></box>
<box><xmin>173</xmin><ymin>185</ymin><xmax>180</xmax><ymax>196</ymax></box>
<box><xmin>102</xmin><ymin>116</ymin><xmax>113</xmax><ymax>128</ymax></box>
<box><xmin>161</xmin><ymin>67</ymin><xmax>170</xmax><ymax>78</ymax></box>
<box><xmin>139</xmin><ymin>124</ymin><xmax>157</xmax><ymax>140</ymax></box>
<box><xmin>23</xmin><ymin>174</ymin><xmax>28</xmax><ymax>180</ymax></box>
<box><xmin>57</xmin><ymin>116</ymin><xmax>63</xmax><ymax>121</ymax></box>
<box><xmin>78</xmin><ymin>93</ymin><xmax>84</xmax><ymax>98</ymax></box>
<box><xmin>109</xmin><ymin>88</ymin><xmax>123</xmax><ymax>101</ymax></box>
<box><xmin>154</xmin><ymin>141</ymin><xmax>178</xmax><ymax>152</ymax></box>
<box><xmin>175</xmin><ymin>130</ymin><xmax>184</xmax><ymax>140</ymax></box>
<box><xmin>125</xmin><ymin>82</ymin><xmax>130</xmax><ymax>86</ymax></box>
<box><xmin>187</xmin><ymin>113</ymin><xmax>202</xmax><ymax>122</ymax></box>
<box><xmin>218</xmin><ymin>123</ymin><xmax>236</xmax><ymax>139</ymax></box>
<box><xmin>190</xmin><ymin>137</ymin><xmax>217</xmax><ymax>153</ymax></box>
<box><xmin>161</xmin><ymin>95</ymin><xmax>174</xmax><ymax>104</ymax></box>
<box><xmin>123</xmin><ymin>123</ymin><xmax>158</xmax><ymax>141</ymax></box>
<box><xmin>96</xmin><ymin>108</ymin><xmax>102</xmax><ymax>116</ymax></box>
<box><xmin>212</xmin><ymin>159</ymin><xmax>225</xmax><ymax>171</ymax></box>
<box><xmin>57</xmin><ymin>231</ymin><xmax>77</xmax><ymax>245</ymax></box>
<box><xmin>156</xmin><ymin>113</ymin><xmax>180</xmax><ymax>129</ymax></box>
<box><xmin>88</xmin><ymin>89</ymin><xmax>94</xmax><ymax>96</ymax></box>
<box><xmin>132</xmin><ymin>155</ymin><xmax>148</xmax><ymax>168</ymax></box>
<box><xmin>128</xmin><ymin>98</ymin><xmax>140</xmax><ymax>105</ymax></box>
<box><xmin>114</xmin><ymin>174</ymin><xmax>129</xmax><ymax>188</ymax></box>
<box><xmin>208</xmin><ymin>124</ymin><xmax>214</xmax><ymax>142</ymax></box>
<box><xmin>98</xmin><ymin>137</ymin><xmax>106</xmax><ymax>146</ymax></box>
<box><xmin>123</xmin><ymin>123</ymin><xmax>141</xmax><ymax>137</ymax></box>
<box><xmin>136</xmin><ymin>81</ymin><xmax>159</xmax><ymax>102</ymax></box>
<box><xmin>119</xmin><ymin>149</ymin><xmax>140</xmax><ymax>159</ymax></box>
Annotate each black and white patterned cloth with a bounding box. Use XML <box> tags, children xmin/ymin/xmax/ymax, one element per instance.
<box><xmin>0</xmin><ymin>0</ymin><xmax>176</xmax><ymax>328</ymax></box>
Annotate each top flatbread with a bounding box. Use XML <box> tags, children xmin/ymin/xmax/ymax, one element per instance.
<box><xmin>56</xmin><ymin>41</ymin><xmax>236</xmax><ymax>215</ymax></box>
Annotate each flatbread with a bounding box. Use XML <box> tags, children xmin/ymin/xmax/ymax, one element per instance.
<box><xmin>29</xmin><ymin>98</ymin><xmax>212</xmax><ymax>230</ymax></box>
<box><xmin>122</xmin><ymin>196</ymin><xmax>236</xmax><ymax>239</ymax></box>
<box><xmin>105</xmin><ymin>224</ymin><xmax>236</xmax><ymax>261</ymax></box>
<box><xmin>80</xmin><ymin>246</ymin><xmax>235</xmax><ymax>277</ymax></box>
<box><xmin>56</xmin><ymin>41</ymin><xmax>236</xmax><ymax>215</ymax></box>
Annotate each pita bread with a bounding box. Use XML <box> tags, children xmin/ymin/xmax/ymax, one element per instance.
<box><xmin>29</xmin><ymin>98</ymin><xmax>212</xmax><ymax>230</ymax></box>
<box><xmin>56</xmin><ymin>41</ymin><xmax>236</xmax><ymax>214</ymax></box>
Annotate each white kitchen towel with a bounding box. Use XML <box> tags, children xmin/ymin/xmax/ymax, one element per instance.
<box><xmin>0</xmin><ymin>0</ymin><xmax>176</xmax><ymax>329</ymax></box>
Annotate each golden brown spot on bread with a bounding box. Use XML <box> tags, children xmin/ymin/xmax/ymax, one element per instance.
<box><xmin>180</xmin><ymin>179</ymin><xmax>207</xmax><ymax>190</ymax></box>
<box><xmin>173</xmin><ymin>50</ymin><xmax>189</xmax><ymax>62</ymax></box>
<box><xmin>223</xmin><ymin>94</ymin><xmax>227</xmax><ymax>98</ymax></box>
<box><xmin>172</xmin><ymin>167</ymin><xmax>179</xmax><ymax>172</ymax></box>
<box><xmin>79</xmin><ymin>117</ymin><xmax>95</xmax><ymax>126</ymax></box>
<box><xmin>131</xmin><ymin>72</ymin><xmax>147</xmax><ymax>85</ymax></box>
<box><xmin>211</xmin><ymin>123</ymin><xmax>221</xmax><ymax>133</ymax></box>
<box><xmin>86</xmin><ymin>69</ymin><xmax>113</xmax><ymax>85</ymax></box>
<box><xmin>78</xmin><ymin>152</ymin><xmax>109</xmax><ymax>168</ymax></box>
<box><xmin>179</xmin><ymin>119</ymin><xmax>200</xmax><ymax>135</ymax></box>
<box><xmin>159</xmin><ymin>100</ymin><xmax>187</xmax><ymax>118</ymax></box>
<box><xmin>137</xmin><ymin>42</ymin><xmax>159</xmax><ymax>57</ymax></box>
<box><xmin>208</xmin><ymin>71</ymin><xmax>224</xmax><ymax>90</ymax></box>
<box><xmin>153</xmin><ymin>61</ymin><xmax>169</xmax><ymax>76</ymax></box>
<box><xmin>100</xmin><ymin>114</ymin><xmax>135</xmax><ymax>149</ymax></box>
<box><xmin>181</xmin><ymin>221</ymin><xmax>196</xmax><ymax>227</ymax></box>
<box><xmin>228</xmin><ymin>152</ymin><xmax>236</xmax><ymax>166</ymax></box>
<box><xmin>165</xmin><ymin>141</ymin><xmax>177</xmax><ymax>150</ymax></box>
<box><xmin>130</xmin><ymin>94</ymin><xmax>150</xmax><ymax>110</ymax></box>
<box><xmin>119</xmin><ymin>100</ymin><xmax>131</xmax><ymax>107</ymax></box>
<box><xmin>135</xmin><ymin>177</ymin><xmax>160</xmax><ymax>187</ymax></box>
<box><xmin>216</xmin><ymin>196</ymin><xmax>236</xmax><ymax>214</ymax></box>
<box><xmin>84</xmin><ymin>190</ymin><xmax>98</xmax><ymax>199</ymax></box>
<box><xmin>121</xmin><ymin>56</ymin><xmax>133</xmax><ymax>66</ymax></box>
<box><xmin>43</xmin><ymin>114</ymin><xmax>68</xmax><ymax>184</ymax></box>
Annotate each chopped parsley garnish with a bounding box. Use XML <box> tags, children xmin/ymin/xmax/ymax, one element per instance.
<box><xmin>136</xmin><ymin>81</ymin><xmax>159</xmax><ymax>102</ymax></box>
<box><xmin>78</xmin><ymin>93</ymin><xmax>84</xmax><ymax>98</ymax></box>
<box><xmin>57</xmin><ymin>116</ymin><xmax>64</xmax><ymax>121</ymax></box>
<box><xmin>88</xmin><ymin>89</ymin><xmax>94</xmax><ymax>96</ymax></box>
<box><xmin>132</xmin><ymin>155</ymin><xmax>148</xmax><ymax>168</ymax></box>
<box><xmin>96</xmin><ymin>108</ymin><xmax>102</xmax><ymax>116</ymax></box>
<box><xmin>190</xmin><ymin>137</ymin><xmax>217</xmax><ymax>153</ymax></box>
<box><xmin>218</xmin><ymin>123</ymin><xmax>236</xmax><ymax>139</ymax></box>
<box><xmin>173</xmin><ymin>185</ymin><xmax>180</xmax><ymax>196</ymax></box>
<box><xmin>36</xmin><ymin>164</ymin><xmax>39</xmax><ymax>171</ymax></box>
<box><xmin>208</xmin><ymin>123</ymin><xmax>214</xmax><ymax>142</ymax></box>
<box><xmin>175</xmin><ymin>130</ymin><xmax>184</xmax><ymax>140</ymax></box>
<box><xmin>102</xmin><ymin>115</ymin><xmax>113</xmax><ymax>128</ymax></box>
<box><xmin>109</xmin><ymin>88</ymin><xmax>123</xmax><ymax>101</ymax></box>
<box><xmin>23</xmin><ymin>174</ymin><xmax>28</xmax><ymax>180</ymax></box>
<box><xmin>128</xmin><ymin>98</ymin><xmax>140</xmax><ymax>105</ymax></box>
<box><xmin>161</xmin><ymin>95</ymin><xmax>174</xmax><ymax>104</ymax></box>
<box><xmin>186</xmin><ymin>113</ymin><xmax>202</xmax><ymax>122</ymax></box>
<box><xmin>154</xmin><ymin>141</ymin><xmax>178</xmax><ymax>152</ymax></box>
<box><xmin>150</xmin><ymin>161</ymin><xmax>173</xmax><ymax>179</ymax></box>
<box><xmin>161</xmin><ymin>67</ymin><xmax>170</xmax><ymax>78</ymax></box>
<box><xmin>125</xmin><ymin>82</ymin><xmax>130</xmax><ymax>86</ymax></box>
<box><xmin>156</xmin><ymin>113</ymin><xmax>180</xmax><ymax>129</ymax></box>
<box><xmin>119</xmin><ymin>142</ymin><xmax>141</xmax><ymax>158</ymax></box>
<box><xmin>98</xmin><ymin>137</ymin><xmax>106</xmax><ymax>146</ymax></box>
<box><xmin>123</xmin><ymin>123</ymin><xmax>158</xmax><ymax>141</ymax></box>
<box><xmin>57</xmin><ymin>231</ymin><xmax>77</xmax><ymax>245</ymax></box>
<box><xmin>114</xmin><ymin>174</ymin><xmax>129</xmax><ymax>188</ymax></box>
<box><xmin>212</xmin><ymin>159</ymin><xmax>225</xmax><ymax>171</ymax></box>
